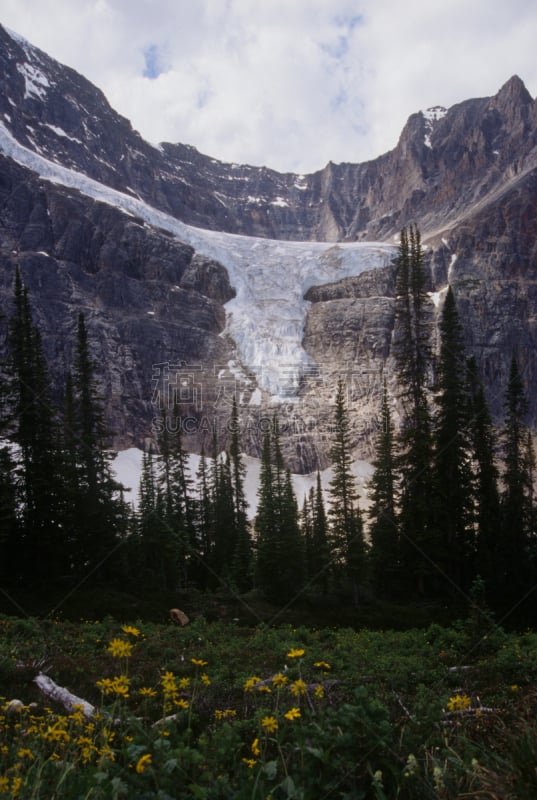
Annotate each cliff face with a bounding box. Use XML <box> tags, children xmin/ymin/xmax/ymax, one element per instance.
<box><xmin>1</xmin><ymin>25</ymin><xmax>537</xmax><ymax>471</ymax></box>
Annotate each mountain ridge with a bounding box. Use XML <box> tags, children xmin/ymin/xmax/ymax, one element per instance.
<box><xmin>0</xmin><ymin>24</ymin><xmax>536</xmax><ymax>472</ymax></box>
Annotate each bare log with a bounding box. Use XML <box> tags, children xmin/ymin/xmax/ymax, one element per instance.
<box><xmin>34</xmin><ymin>673</ymin><xmax>95</xmax><ymax>719</ymax></box>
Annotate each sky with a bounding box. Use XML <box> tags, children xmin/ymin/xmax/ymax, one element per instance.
<box><xmin>2</xmin><ymin>0</ymin><xmax>537</xmax><ymax>174</ymax></box>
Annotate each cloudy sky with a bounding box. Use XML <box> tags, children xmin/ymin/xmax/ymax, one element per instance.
<box><xmin>2</xmin><ymin>0</ymin><xmax>537</xmax><ymax>173</ymax></box>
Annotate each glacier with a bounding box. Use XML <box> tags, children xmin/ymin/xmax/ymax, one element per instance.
<box><xmin>0</xmin><ymin>121</ymin><xmax>396</xmax><ymax>397</ymax></box>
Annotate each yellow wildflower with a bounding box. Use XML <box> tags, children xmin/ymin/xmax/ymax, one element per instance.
<box><xmin>272</xmin><ymin>672</ymin><xmax>289</xmax><ymax>688</ymax></box>
<box><xmin>201</xmin><ymin>673</ymin><xmax>211</xmax><ymax>686</ymax></box>
<box><xmin>446</xmin><ymin>694</ymin><xmax>471</xmax><ymax>712</ymax></box>
<box><xmin>251</xmin><ymin>738</ymin><xmax>261</xmax><ymax>757</ymax></box>
<box><xmin>0</xmin><ymin>778</ymin><xmax>9</xmax><ymax>792</ymax></box>
<box><xmin>257</xmin><ymin>685</ymin><xmax>272</xmax><ymax>694</ymax></box>
<box><xmin>290</xmin><ymin>679</ymin><xmax>307</xmax><ymax>697</ymax></box>
<box><xmin>135</xmin><ymin>753</ymin><xmax>152</xmax><ymax>774</ymax></box>
<box><xmin>314</xmin><ymin>685</ymin><xmax>325</xmax><ymax>699</ymax></box>
<box><xmin>214</xmin><ymin>709</ymin><xmax>237</xmax><ymax>720</ymax></box>
<box><xmin>261</xmin><ymin>715</ymin><xmax>278</xmax><ymax>733</ymax></box>
<box><xmin>287</xmin><ymin>648</ymin><xmax>305</xmax><ymax>659</ymax></box>
<box><xmin>178</xmin><ymin>677</ymin><xmax>190</xmax><ymax>690</ymax></box>
<box><xmin>17</xmin><ymin>748</ymin><xmax>34</xmax><ymax>760</ymax></box>
<box><xmin>284</xmin><ymin>707</ymin><xmax>301</xmax><ymax>721</ymax></box>
<box><xmin>314</xmin><ymin>661</ymin><xmax>331</xmax><ymax>670</ymax></box>
<box><xmin>121</xmin><ymin>625</ymin><xmax>141</xmax><ymax>637</ymax></box>
<box><xmin>244</xmin><ymin>676</ymin><xmax>262</xmax><ymax>692</ymax></box>
<box><xmin>139</xmin><ymin>687</ymin><xmax>157</xmax><ymax>697</ymax></box>
<box><xmin>242</xmin><ymin>758</ymin><xmax>256</xmax><ymax>768</ymax></box>
<box><xmin>191</xmin><ymin>658</ymin><xmax>208</xmax><ymax>667</ymax></box>
<box><xmin>175</xmin><ymin>698</ymin><xmax>189</xmax><ymax>710</ymax></box>
<box><xmin>107</xmin><ymin>638</ymin><xmax>133</xmax><ymax>658</ymax></box>
<box><xmin>11</xmin><ymin>777</ymin><xmax>22</xmax><ymax>798</ymax></box>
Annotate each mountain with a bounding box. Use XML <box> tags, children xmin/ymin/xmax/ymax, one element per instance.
<box><xmin>0</xmin><ymin>24</ymin><xmax>536</xmax><ymax>472</ymax></box>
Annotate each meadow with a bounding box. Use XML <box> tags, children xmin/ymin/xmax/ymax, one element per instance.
<box><xmin>1</xmin><ymin>605</ymin><xmax>537</xmax><ymax>799</ymax></box>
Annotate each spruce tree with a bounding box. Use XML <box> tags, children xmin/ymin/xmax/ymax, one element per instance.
<box><xmin>393</xmin><ymin>226</ymin><xmax>434</xmax><ymax>596</ymax></box>
<box><xmin>431</xmin><ymin>286</ymin><xmax>475</xmax><ymax>593</ymax></box>
<box><xmin>466</xmin><ymin>357</ymin><xmax>501</xmax><ymax>598</ymax></box>
<box><xmin>310</xmin><ymin>471</ymin><xmax>330</xmax><ymax>594</ymax></box>
<box><xmin>7</xmin><ymin>269</ymin><xmax>65</xmax><ymax>583</ymax></box>
<box><xmin>229</xmin><ymin>397</ymin><xmax>252</xmax><ymax>591</ymax></box>
<box><xmin>328</xmin><ymin>378</ymin><xmax>365</xmax><ymax>606</ymax></box>
<box><xmin>367</xmin><ymin>379</ymin><xmax>398</xmax><ymax>598</ymax></box>
<box><xmin>500</xmin><ymin>355</ymin><xmax>532</xmax><ymax>597</ymax></box>
<box><xmin>255</xmin><ymin>418</ymin><xmax>304</xmax><ymax>602</ymax></box>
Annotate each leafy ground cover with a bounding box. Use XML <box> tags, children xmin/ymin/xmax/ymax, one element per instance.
<box><xmin>1</xmin><ymin>609</ymin><xmax>537</xmax><ymax>799</ymax></box>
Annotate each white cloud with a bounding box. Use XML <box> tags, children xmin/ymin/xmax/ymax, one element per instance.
<box><xmin>2</xmin><ymin>0</ymin><xmax>537</xmax><ymax>172</ymax></box>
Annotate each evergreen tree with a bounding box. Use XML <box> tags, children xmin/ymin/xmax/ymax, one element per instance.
<box><xmin>393</xmin><ymin>226</ymin><xmax>434</xmax><ymax>596</ymax></box>
<box><xmin>310</xmin><ymin>471</ymin><xmax>331</xmax><ymax>594</ymax></box>
<box><xmin>7</xmin><ymin>269</ymin><xmax>65</xmax><ymax>583</ymax></box>
<box><xmin>367</xmin><ymin>379</ymin><xmax>398</xmax><ymax>598</ymax></box>
<box><xmin>431</xmin><ymin>286</ymin><xmax>475</xmax><ymax>593</ymax></box>
<box><xmin>255</xmin><ymin>418</ymin><xmax>304</xmax><ymax>602</ymax></box>
<box><xmin>328</xmin><ymin>378</ymin><xmax>365</xmax><ymax>606</ymax></box>
<box><xmin>500</xmin><ymin>355</ymin><xmax>532</xmax><ymax>596</ymax></box>
<box><xmin>466</xmin><ymin>357</ymin><xmax>501</xmax><ymax>598</ymax></box>
<box><xmin>229</xmin><ymin>397</ymin><xmax>252</xmax><ymax>591</ymax></box>
<box><xmin>69</xmin><ymin>312</ymin><xmax>126</xmax><ymax>581</ymax></box>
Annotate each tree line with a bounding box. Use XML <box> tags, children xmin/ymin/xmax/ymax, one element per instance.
<box><xmin>1</xmin><ymin>227</ymin><xmax>535</xmax><ymax>618</ymax></box>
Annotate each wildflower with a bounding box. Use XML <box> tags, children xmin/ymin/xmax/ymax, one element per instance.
<box><xmin>139</xmin><ymin>687</ymin><xmax>157</xmax><ymax>697</ymax></box>
<box><xmin>272</xmin><ymin>672</ymin><xmax>289</xmax><ymax>688</ymax></box>
<box><xmin>287</xmin><ymin>648</ymin><xmax>305</xmax><ymax>659</ymax></box>
<box><xmin>404</xmin><ymin>753</ymin><xmax>418</xmax><ymax>777</ymax></box>
<box><xmin>251</xmin><ymin>738</ymin><xmax>261</xmax><ymax>757</ymax></box>
<box><xmin>17</xmin><ymin>748</ymin><xmax>34</xmax><ymax>760</ymax></box>
<box><xmin>201</xmin><ymin>673</ymin><xmax>211</xmax><ymax>686</ymax></box>
<box><xmin>433</xmin><ymin>765</ymin><xmax>444</xmax><ymax>792</ymax></box>
<box><xmin>284</xmin><ymin>707</ymin><xmax>301</xmax><ymax>721</ymax></box>
<box><xmin>314</xmin><ymin>661</ymin><xmax>331</xmax><ymax>670</ymax></box>
<box><xmin>191</xmin><ymin>658</ymin><xmax>208</xmax><ymax>667</ymax></box>
<box><xmin>175</xmin><ymin>698</ymin><xmax>189</xmax><ymax>710</ymax></box>
<box><xmin>244</xmin><ymin>676</ymin><xmax>262</xmax><ymax>692</ymax></box>
<box><xmin>0</xmin><ymin>778</ymin><xmax>9</xmax><ymax>792</ymax></box>
<box><xmin>446</xmin><ymin>693</ymin><xmax>471</xmax><ymax>712</ymax></box>
<box><xmin>121</xmin><ymin>625</ymin><xmax>141</xmax><ymax>637</ymax></box>
<box><xmin>257</xmin><ymin>685</ymin><xmax>272</xmax><ymax>694</ymax></box>
<box><xmin>372</xmin><ymin>770</ymin><xmax>383</xmax><ymax>789</ymax></box>
<box><xmin>178</xmin><ymin>677</ymin><xmax>190</xmax><ymax>690</ymax></box>
<box><xmin>290</xmin><ymin>679</ymin><xmax>307</xmax><ymax>697</ymax></box>
<box><xmin>242</xmin><ymin>758</ymin><xmax>256</xmax><ymax>768</ymax></box>
<box><xmin>214</xmin><ymin>709</ymin><xmax>237</xmax><ymax>720</ymax></box>
<box><xmin>314</xmin><ymin>685</ymin><xmax>324</xmax><ymax>699</ymax></box>
<box><xmin>135</xmin><ymin>753</ymin><xmax>152</xmax><ymax>774</ymax></box>
<box><xmin>10</xmin><ymin>777</ymin><xmax>22</xmax><ymax>798</ymax></box>
<box><xmin>97</xmin><ymin>675</ymin><xmax>131</xmax><ymax>698</ymax></box>
<box><xmin>107</xmin><ymin>638</ymin><xmax>133</xmax><ymax>658</ymax></box>
<box><xmin>510</xmin><ymin>684</ymin><xmax>519</xmax><ymax>692</ymax></box>
<box><xmin>261</xmin><ymin>715</ymin><xmax>278</xmax><ymax>733</ymax></box>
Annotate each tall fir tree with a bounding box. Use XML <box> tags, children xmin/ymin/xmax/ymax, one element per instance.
<box><xmin>328</xmin><ymin>378</ymin><xmax>365</xmax><ymax>606</ymax></box>
<box><xmin>310</xmin><ymin>471</ymin><xmax>330</xmax><ymax>594</ymax></box>
<box><xmin>431</xmin><ymin>286</ymin><xmax>475</xmax><ymax>594</ymax></box>
<box><xmin>229</xmin><ymin>397</ymin><xmax>253</xmax><ymax>591</ymax></box>
<box><xmin>367</xmin><ymin>379</ymin><xmax>399</xmax><ymax>598</ymax></box>
<box><xmin>500</xmin><ymin>355</ymin><xmax>532</xmax><ymax>597</ymax></box>
<box><xmin>466</xmin><ymin>356</ymin><xmax>501</xmax><ymax>599</ymax></box>
<box><xmin>7</xmin><ymin>268</ymin><xmax>66</xmax><ymax>583</ymax></box>
<box><xmin>255</xmin><ymin>418</ymin><xmax>304</xmax><ymax>602</ymax></box>
<box><xmin>393</xmin><ymin>225</ymin><xmax>434</xmax><ymax>596</ymax></box>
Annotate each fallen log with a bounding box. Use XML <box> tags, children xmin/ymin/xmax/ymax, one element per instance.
<box><xmin>34</xmin><ymin>673</ymin><xmax>95</xmax><ymax>719</ymax></box>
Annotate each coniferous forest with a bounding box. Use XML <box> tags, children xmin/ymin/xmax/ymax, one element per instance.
<box><xmin>1</xmin><ymin>226</ymin><xmax>536</xmax><ymax>627</ymax></box>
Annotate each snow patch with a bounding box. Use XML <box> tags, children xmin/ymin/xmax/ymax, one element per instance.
<box><xmin>422</xmin><ymin>106</ymin><xmax>447</xmax><ymax>148</ymax></box>
<box><xmin>112</xmin><ymin>447</ymin><xmax>373</xmax><ymax>518</ymax></box>
<box><xmin>17</xmin><ymin>62</ymin><xmax>50</xmax><ymax>100</ymax></box>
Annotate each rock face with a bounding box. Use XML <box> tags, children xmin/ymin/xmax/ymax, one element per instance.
<box><xmin>0</xmin><ymin>24</ymin><xmax>536</xmax><ymax>470</ymax></box>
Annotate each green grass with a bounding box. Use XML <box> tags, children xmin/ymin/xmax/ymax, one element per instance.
<box><xmin>1</xmin><ymin>609</ymin><xmax>537</xmax><ymax>798</ymax></box>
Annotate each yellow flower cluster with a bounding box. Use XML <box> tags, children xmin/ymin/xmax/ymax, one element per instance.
<box><xmin>96</xmin><ymin>675</ymin><xmax>131</xmax><ymax>698</ymax></box>
<box><xmin>214</xmin><ymin>708</ymin><xmax>237</xmax><ymax>720</ymax></box>
<box><xmin>107</xmin><ymin>638</ymin><xmax>134</xmax><ymax>658</ymax></box>
<box><xmin>160</xmin><ymin>670</ymin><xmax>189</xmax><ymax>712</ymax></box>
<box><xmin>287</xmin><ymin>648</ymin><xmax>305</xmax><ymax>659</ymax></box>
<box><xmin>446</xmin><ymin>694</ymin><xmax>471</xmax><ymax>712</ymax></box>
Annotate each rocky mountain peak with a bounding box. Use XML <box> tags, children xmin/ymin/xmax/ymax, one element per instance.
<box><xmin>0</xmin><ymin>26</ymin><xmax>536</xmax><ymax>471</ymax></box>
